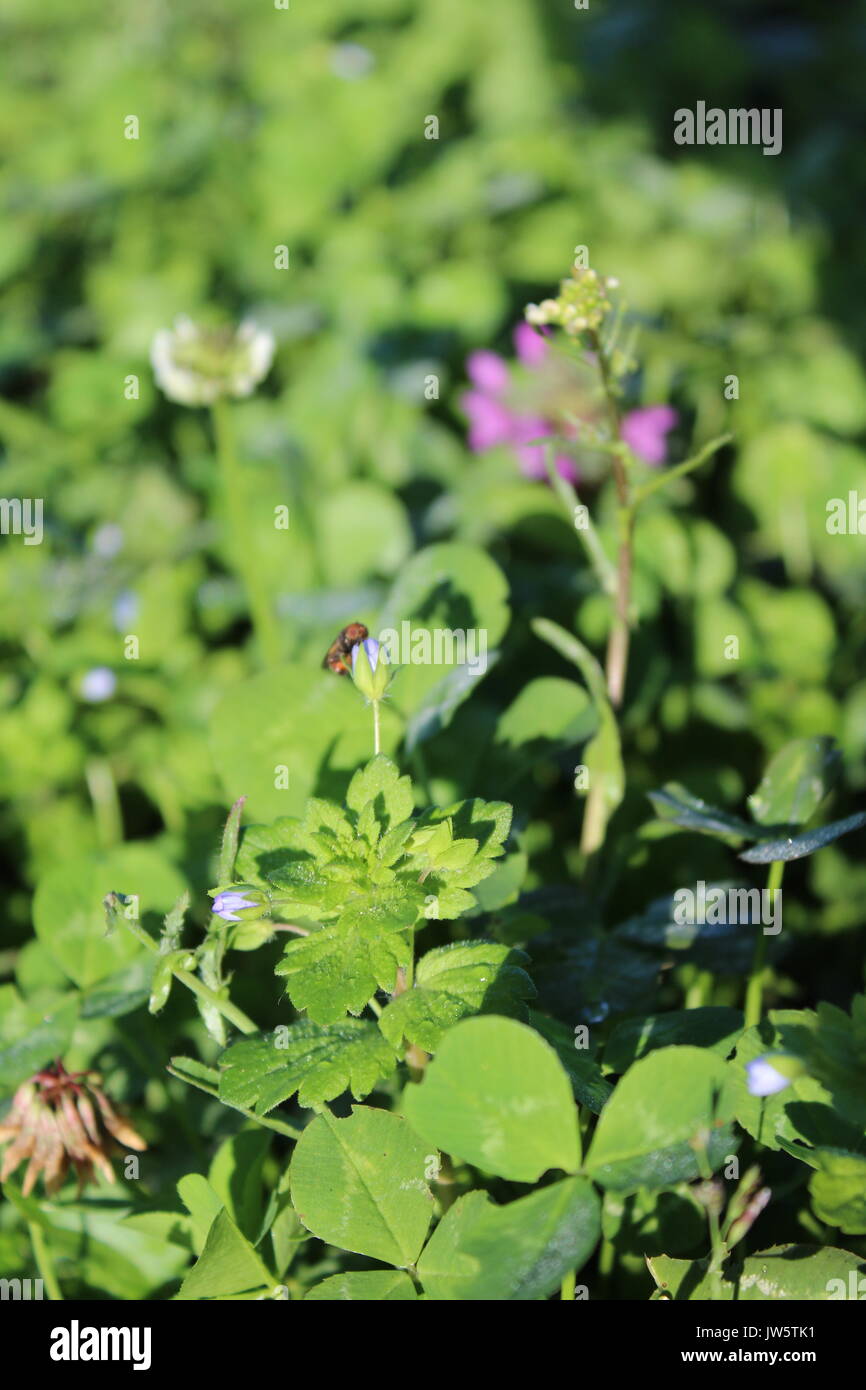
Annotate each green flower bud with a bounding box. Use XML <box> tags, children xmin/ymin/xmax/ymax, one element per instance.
<box><xmin>350</xmin><ymin>637</ymin><xmax>390</xmax><ymax>701</ymax></box>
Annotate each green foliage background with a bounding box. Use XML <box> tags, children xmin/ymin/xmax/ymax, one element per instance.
<box><xmin>1</xmin><ymin>0</ymin><xmax>865</xmax><ymax>1300</ymax></box>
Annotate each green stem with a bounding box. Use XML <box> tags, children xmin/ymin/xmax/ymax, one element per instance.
<box><xmin>28</xmin><ymin>1221</ymin><xmax>62</xmax><ymax>1301</ymax></box>
<box><xmin>598</xmin><ymin>1235</ymin><xmax>616</xmax><ymax>1295</ymax></box>
<box><xmin>543</xmin><ymin>445</ymin><xmax>617</xmax><ymax>597</ymax></box>
<box><xmin>122</xmin><ymin>914</ymin><xmax>260</xmax><ymax>1036</ymax></box>
<box><xmin>372</xmin><ymin>699</ymin><xmax>381</xmax><ymax>755</ymax></box>
<box><xmin>632</xmin><ymin>433</ymin><xmax>733</xmax><ymax>506</ymax></box>
<box><xmin>587</xmin><ymin>330</ymin><xmax>634</xmax><ymax>711</ymax></box>
<box><xmin>560</xmin><ymin>1269</ymin><xmax>576</xmax><ymax>1301</ymax></box>
<box><xmin>85</xmin><ymin>758</ymin><xmax>123</xmax><ymax>849</ymax></box>
<box><xmin>694</xmin><ymin>1141</ymin><xmax>727</xmax><ymax>1300</ymax></box>
<box><xmin>744</xmin><ymin>860</ymin><xmax>784</xmax><ymax>1029</ymax></box>
<box><xmin>211</xmin><ymin>398</ymin><xmax>282</xmax><ymax>667</ymax></box>
<box><xmin>685</xmin><ymin>967</ymin><xmax>714</xmax><ymax>1010</ymax></box>
<box><xmin>165</xmin><ymin>1064</ymin><xmax>303</xmax><ymax>1139</ymax></box>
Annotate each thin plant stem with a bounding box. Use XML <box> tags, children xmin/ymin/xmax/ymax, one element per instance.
<box><xmin>695</xmin><ymin>1138</ymin><xmax>727</xmax><ymax>1300</ymax></box>
<box><xmin>211</xmin><ymin>397</ymin><xmax>282</xmax><ymax>667</ymax></box>
<box><xmin>560</xmin><ymin>1269</ymin><xmax>576</xmax><ymax>1301</ymax></box>
<box><xmin>744</xmin><ymin>860</ymin><xmax>784</xmax><ymax>1029</ymax></box>
<box><xmin>28</xmin><ymin>1220</ymin><xmax>62</xmax><ymax>1301</ymax></box>
<box><xmin>85</xmin><ymin>758</ymin><xmax>123</xmax><ymax>849</ymax></box>
<box><xmin>589</xmin><ymin>329</ymin><xmax>632</xmax><ymax>711</ymax></box>
<box><xmin>372</xmin><ymin>698</ymin><xmax>381</xmax><ymax>755</ymax></box>
<box><xmin>122</xmin><ymin>913</ymin><xmax>259</xmax><ymax>1036</ymax></box>
<box><xmin>165</xmin><ymin>1063</ymin><xmax>303</xmax><ymax>1140</ymax></box>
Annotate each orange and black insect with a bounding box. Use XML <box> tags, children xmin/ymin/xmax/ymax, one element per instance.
<box><xmin>322</xmin><ymin>622</ymin><xmax>369</xmax><ymax>675</ymax></box>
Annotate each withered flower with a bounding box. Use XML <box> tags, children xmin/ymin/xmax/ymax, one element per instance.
<box><xmin>0</xmin><ymin>1059</ymin><xmax>146</xmax><ymax>1196</ymax></box>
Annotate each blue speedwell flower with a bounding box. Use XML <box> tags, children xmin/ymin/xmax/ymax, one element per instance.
<box><xmin>746</xmin><ymin>1053</ymin><xmax>805</xmax><ymax>1097</ymax></box>
<box><xmin>210</xmin><ymin>886</ymin><xmax>269</xmax><ymax>923</ymax></box>
<box><xmin>351</xmin><ymin>636</ymin><xmax>390</xmax><ymax>700</ymax></box>
<box><xmin>80</xmin><ymin>667</ymin><xmax>117</xmax><ymax>703</ymax></box>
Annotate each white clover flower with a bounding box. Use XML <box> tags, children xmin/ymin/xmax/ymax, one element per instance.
<box><xmin>151</xmin><ymin>316</ymin><xmax>275</xmax><ymax>407</ymax></box>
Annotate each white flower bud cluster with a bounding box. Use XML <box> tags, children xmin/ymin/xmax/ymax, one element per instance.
<box><xmin>526</xmin><ymin>265</ymin><xmax>618</xmax><ymax>337</ymax></box>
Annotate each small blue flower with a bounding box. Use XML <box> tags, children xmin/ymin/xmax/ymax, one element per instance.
<box><xmin>746</xmin><ymin>1055</ymin><xmax>793</xmax><ymax>1097</ymax></box>
<box><xmin>80</xmin><ymin>667</ymin><xmax>117</xmax><ymax>703</ymax></box>
<box><xmin>350</xmin><ymin>636</ymin><xmax>391</xmax><ymax>701</ymax></box>
<box><xmin>211</xmin><ymin>887</ymin><xmax>267</xmax><ymax>922</ymax></box>
<box><xmin>351</xmin><ymin>637</ymin><xmax>381</xmax><ymax>673</ymax></box>
<box><xmin>113</xmin><ymin>591</ymin><xmax>139</xmax><ymax>632</ymax></box>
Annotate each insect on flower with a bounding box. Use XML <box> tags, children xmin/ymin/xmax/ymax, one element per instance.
<box><xmin>322</xmin><ymin>622</ymin><xmax>369</xmax><ymax>675</ymax></box>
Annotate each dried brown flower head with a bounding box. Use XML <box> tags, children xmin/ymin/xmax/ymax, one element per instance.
<box><xmin>0</xmin><ymin>1059</ymin><xmax>146</xmax><ymax>1196</ymax></box>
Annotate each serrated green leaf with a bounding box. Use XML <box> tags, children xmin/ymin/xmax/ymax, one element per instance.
<box><xmin>263</xmin><ymin>862</ymin><xmax>349</xmax><ymax>913</ymax></box>
<box><xmin>290</xmin><ymin>1108</ymin><xmax>434</xmax><ymax>1266</ymax></box>
<box><xmin>276</xmin><ymin>922</ymin><xmax>409</xmax><ymax>1022</ymax></box>
<box><xmin>219</xmin><ymin>1021</ymin><xmax>398</xmax><ymax>1111</ymax></box>
<box><xmin>422</xmin><ymin>797</ymin><xmax>512</xmax><ymax>860</ymax></box>
<box><xmin>336</xmin><ymin>880</ymin><xmax>425</xmax><ymax>933</ymax></box>
<box><xmin>234</xmin><ymin>818</ymin><xmax>310</xmax><ymax>888</ymax></box>
<box><xmin>378</xmin><ymin>940</ymin><xmax>535</xmax><ymax>1052</ymax></box>
<box><xmin>346</xmin><ymin>755</ymin><xmax>414</xmax><ymax>829</ymax></box>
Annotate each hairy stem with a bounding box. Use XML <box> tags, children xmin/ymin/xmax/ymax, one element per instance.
<box><xmin>122</xmin><ymin>913</ymin><xmax>260</xmax><ymax>1036</ymax></box>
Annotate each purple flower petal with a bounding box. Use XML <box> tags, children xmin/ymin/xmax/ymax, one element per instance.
<box><xmin>510</xmin><ymin>414</ymin><xmax>554</xmax><ymax>477</ymax></box>
<box><xmin>466</xmin><ymin>350</ymin><xmax>510</xmax><ymax>394</ymax></box>
<box><xmin>513</xmin><ymin>320</ymin><xmax>549</xmax><ymax>368</ymax></box>
<box><xmin>212</xmin><ymin>890</ymin><xmax>257</xmax><ymax>922</ymax></box>
<box><xmin>462</xmin><ymin>390</ymin><xmax>516</xmax><ymax>452</ymax></box>
<box><xmin>351</xmin><ymin>637</ymin><xmax>380</xmax><ymax>673</ymax></box>
<box><xmin>621</xmin><ymin>405</ymin><xmax>679</xmax><ymax>466</ymax></box>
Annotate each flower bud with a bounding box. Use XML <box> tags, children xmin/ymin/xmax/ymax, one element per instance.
<box><xmin>210</xmin><ymin>885</ymin><xmax>271</xmax><ymax>923</ymax></box>
<box><xmin>229</xmin><ymin>919</ymin><xmax>277</xmax><ymax>951</ymax></box>
<box><xmin>350</xmin><ymin>637</ymin><xmax>390</xmax><ymax>701</ymax></box>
